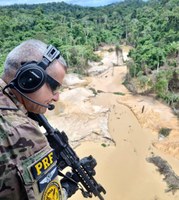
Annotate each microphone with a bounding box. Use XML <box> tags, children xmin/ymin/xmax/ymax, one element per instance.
<box><xmin>3</xmin><ymin>84</ymin><xmax>55</xmax><ymax>111</ymax></box>
<box><xmin>48</xmin><ymin>104</ymin><xmax>55</xmax><ymax>110</ymax></box>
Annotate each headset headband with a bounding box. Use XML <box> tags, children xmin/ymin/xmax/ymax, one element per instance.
<box><xmin>38</xmin><ymin>45</ymin><xmax>60</xmax><ymax>69</ymax></box>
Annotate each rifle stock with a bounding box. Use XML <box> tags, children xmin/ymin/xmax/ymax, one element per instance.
<box><xmin>28</xmin><ymin>113</ymin><xmax>106</xmax><ymax>200</ymax></box>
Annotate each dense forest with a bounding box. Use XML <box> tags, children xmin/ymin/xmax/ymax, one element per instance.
<box><xmin>0</xmin><ymin>0</ymin><xmax>178</xmax><ymax>112</ymax></box>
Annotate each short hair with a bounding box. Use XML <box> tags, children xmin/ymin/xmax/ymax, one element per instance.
<box><xmin>2</xmin><ymin>39</ymin><xmax>67</xmax><ymax>82</ymax></box>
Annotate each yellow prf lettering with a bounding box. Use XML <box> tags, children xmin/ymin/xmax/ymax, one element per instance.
<box><xmin>33</xmin><ymin>152</ymin><xmax>54</xmax><ymax>176</ymax></box>
<box><xmin>35</xmin><ymin>162</ymin><xmax>43</xmax><ymax>176</ymax></box>
<box><xmin>42</xmin><ymin>157</ymin><xmax>50</xmax><ymax>170</ymax></box>
<box><xmin>48</xmin><ymin>152</ymin><xmax>53</xmax><ymax>164</ymax></box>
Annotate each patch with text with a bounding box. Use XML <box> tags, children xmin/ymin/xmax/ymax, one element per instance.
<box><xmin>31</xmin><ymin>150</ymin><xmax>56</xmax><ymax>179</ymax></box>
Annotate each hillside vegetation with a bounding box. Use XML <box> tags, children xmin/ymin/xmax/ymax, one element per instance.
<box><xmin>0</xmin><ymin>0</ymin><xmax>178</xmax><ymax>111</ymax></box>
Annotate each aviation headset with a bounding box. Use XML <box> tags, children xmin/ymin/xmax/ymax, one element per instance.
<box><xmin>6</xmin><ymin>44</ymin><xmax>60</xmax><ymax>94</ymax></box>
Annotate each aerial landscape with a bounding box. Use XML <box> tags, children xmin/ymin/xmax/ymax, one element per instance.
<box><xmin>0</xmin><ymin>0</ymin><xmax>178</xmax><ymax>199</ymax></box>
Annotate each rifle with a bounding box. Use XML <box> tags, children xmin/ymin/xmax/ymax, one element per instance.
<box><xmin>28</xmin><ymin>112</ymin><xmax>106</xmax><ymax>200</ymax></box>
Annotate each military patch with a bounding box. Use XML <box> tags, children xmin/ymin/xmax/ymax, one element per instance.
<box><xmin>38</xmin><ymin>165</ymin><xmax>58</xmax><ymax>192</ymax></box>
<box><xmin>31</xmin><ymin>150</ymin><xmax>56</xmax><ymax>179</ymax></box>
<box><xmin>42</xmin><ymin>181</ymin><xmax>62</xmax><ymax>200</ymax></box>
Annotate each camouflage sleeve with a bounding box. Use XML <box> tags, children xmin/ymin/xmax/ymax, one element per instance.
<box><xmin>0</xmin><ymin>111</ymin><xmax>51</xmax><ymax>200</ymax></box>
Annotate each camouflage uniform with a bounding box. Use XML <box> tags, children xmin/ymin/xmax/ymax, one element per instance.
<box><xmin>0</xmin><ymin>79</ymin><xmax>66</xmax><ymax>200</ymax></box>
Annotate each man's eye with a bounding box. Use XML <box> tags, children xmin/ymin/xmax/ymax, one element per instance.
<box><xmin>47</xmin><ymin>75</ymin><xmax>61</xmax><ymax>92</ymax></box>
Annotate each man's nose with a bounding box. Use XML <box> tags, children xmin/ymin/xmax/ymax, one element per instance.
<box><xmin>52</xmin><ymin>92</ymin><xmax>59</xmax><ymax>102</ymax></box>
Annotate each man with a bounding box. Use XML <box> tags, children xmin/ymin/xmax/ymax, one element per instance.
<box><xmin>0</xmin><ymin>39</ymin><xmax>77</xmax><ymax>200</ymax></box>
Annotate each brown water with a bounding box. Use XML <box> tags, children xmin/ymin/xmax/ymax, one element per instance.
<box><xmin>70</xmin><ymin>94</ymin><xmax>179</xmax><ymax>200</ymax></box>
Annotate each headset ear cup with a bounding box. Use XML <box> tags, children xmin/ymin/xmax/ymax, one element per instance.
<box><xmin>12</xmin><ymin>62</ymin><xmax>47</xmax><ymax>93</ymax></box>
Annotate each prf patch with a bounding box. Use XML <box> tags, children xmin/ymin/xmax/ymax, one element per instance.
<box><xmin>42</xmin><ymin>181</ymin><xmax>62</xmax><ymax>200</ymax></box>
<box><xmin>31</xmin><ymin>150</ymin><xmax>56</xmax><ymax>179</ymax></box>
